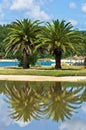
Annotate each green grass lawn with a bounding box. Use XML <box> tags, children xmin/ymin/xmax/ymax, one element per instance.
<box><xmin>0</xmin><ymin>65</ymin><xmax>86</xmax><ymax>76</ymax></box>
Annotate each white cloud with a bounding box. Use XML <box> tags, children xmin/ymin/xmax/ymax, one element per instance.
<box><xmin>10</xmin><ymin>0</ymin><xmax>33</xmax><ymax>10</ymax></box>
<box><xmin>10</xmin><ymin>0</ymin><xmax>52</xmax><ymax>20</ymax></box>
<box><xmin>68</xmin><ymin>19</ymin><xmax>78</xmax><ymax>26</ymax></box>
<box><xmin>69</xmin><ymin>2</ymin><xmax>76</xmax><ymax>9</ymax></box>
<box><xmin>81</xmin><ymin>3</ymin><xmax>86</xmax><ymax>13</ymax></box>
<box><xmin>1</xmin><ymin>115</ymin><xmax>12</xmax><ymax>126</ymax></box>
<box><xmin>26</xmin><ymin>5</ymin><xmax>51</xmax><ymax>20</ymax></box>
<box><xmin>59</xmin><ymin>118</ymin><xmax>86</xmax><ymax>130</ymax></box>
<box><xmin>81</xmin><ymin>104</ymin><xmax>86</xmax><ymax>114</ymax></box>
<box><xmin>0</xmin><ymin>94</ymin><xmax>30</xmax><ymax>128</ymax></box>
<box><xmin>0</xmin><ymin>94</ymin><xmax>13</xmax><ymax>126</ymax></box>
<box><xmin>14</xmin><ymin>120</ymin><xmax>30</xmax><ymax>127</ymax></box>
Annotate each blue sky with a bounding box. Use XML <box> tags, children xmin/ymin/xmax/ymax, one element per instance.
<box><xmin>0</xmin><ymin>0</ymin><xmax>86</xmax><ymax>30</ymax></box>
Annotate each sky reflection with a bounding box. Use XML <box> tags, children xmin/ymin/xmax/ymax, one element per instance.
<box><xmin>0</xmin><ymin>81</ymin><xmax>86</xmax><ymax>130</ymax></box>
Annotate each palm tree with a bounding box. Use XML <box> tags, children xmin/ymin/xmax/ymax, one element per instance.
<box><xmin>38</xmin><ymin>19</ymin><xmax>82</xmax><ymax>69</ymax></box>
<box><xmin>80</xmin><ymin>87</ymin><xmax>86</xmax><ymax>102</ymax></box>
<box><xmin>4</xmin><ymin>81</ymin><xmax>83</xmax><ymax>122</ymax></box>
<box><xmin>81</xmin><ymin>31</ymin><xmax>86</xmax><ymax>68</ymax></box>
<box><xmin>43</xmin><ymin>82</ymin><xmax>82</xmax><ymax>121</ymax></box>
<box><xmin>5</xmin><ymin>82</ymin><xmax>42</xmax><ymax>122</ymax></box>
<box><xmin>4</xmin><ymin>81</ymin><xmax>54</xmax><ymax>122</ymax></box>
<box><xmin>4</xmin><ymin>19</ymin><xmax>41</xmax><ymax>68</ymax></box>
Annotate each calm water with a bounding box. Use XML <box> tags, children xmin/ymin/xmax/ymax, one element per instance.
<box><xmin>0</xmin><ymin>81</ymin><xmax>86</xmax><ymax>130</ymax></box>
<box><xmin>0</xmin><ymin>61</ymin><xmax>19</xmax><ymax>66</ymax></box>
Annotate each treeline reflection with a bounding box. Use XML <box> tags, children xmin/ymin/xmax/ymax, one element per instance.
<box><xmin>0</xmin><ymin>81</ymin><xmax>86</xmax><ymax>123</ymax></box>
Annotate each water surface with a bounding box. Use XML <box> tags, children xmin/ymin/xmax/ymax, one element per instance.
<box><xmin>0</xmin><ymin>81</ymin><xmax>86</xmax><ymax>130</ymax></box>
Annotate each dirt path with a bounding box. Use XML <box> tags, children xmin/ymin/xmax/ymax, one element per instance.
<box><xmin>0</xmin><ymin>75</ymin><xmax>86</xmax><ymax>82</ymax></box>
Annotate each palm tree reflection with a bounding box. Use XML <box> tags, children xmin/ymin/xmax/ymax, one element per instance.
<box><xmin>43</xmin><ymin>82</ymin><xmax>82</xmax><ymax>121</ymax></box>
<box><xmin>81</xmin><ymin>87</ymin><xmax>86</xmax><ymax>102</ymax></box>
<box><xmin>5</xmin><ymin>82</ymin><xmax>42</xmax><ymax>122</ymax></box>
<box><xmin>4</xmin><ymin>81</ymin><xmax>82</xmax><ymax>122</ymax></box>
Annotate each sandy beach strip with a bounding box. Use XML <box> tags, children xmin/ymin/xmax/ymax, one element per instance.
<box><xmin>0</xmin><ymin>75</ymin><xmax>86</xmax><ymax>82</ymax></box>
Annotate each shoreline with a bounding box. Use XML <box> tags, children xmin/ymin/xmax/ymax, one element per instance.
<box><xmin>0</xmin><ymin>75</ymin><xmax>86</xmax><ymax>82</ymax></box>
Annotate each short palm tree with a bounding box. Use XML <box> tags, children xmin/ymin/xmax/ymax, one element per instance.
<box><xmin>38</xmin><ymin>19</ymin><xmax>82</xmax><ymax>69</ymax></box>
<box><xmin>4</xmin><ymin>19</ymin><xmax>41</xmax><ymax>68</ymax></box>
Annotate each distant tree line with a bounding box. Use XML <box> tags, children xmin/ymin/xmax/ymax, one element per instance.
<box><xmin>0</xmin><ymin>19</ymin><xmax>86</xmax><ymax>69</ymax></box>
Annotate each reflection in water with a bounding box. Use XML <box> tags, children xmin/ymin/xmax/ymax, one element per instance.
<box><xmin>5</xmin><ymin>82</ymin><xmax>42</xmax><ymax>122</ymax></box>
<box><xmin>81</xmin><ymin>87</ymin><xmax>86</xmax><ymax>102</ymax></box>
<box><xmin>43</xmin><ymin>82</ymin><xmax>82</xmax><ymax>122</ymax></box>
<box><xmin>0</xmin><ymin>81</ymin><xmax>85</xmax><ymax>124</ymax></box>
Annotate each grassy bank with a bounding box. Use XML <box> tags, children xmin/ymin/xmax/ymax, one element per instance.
<box><xmin>0</xmin><ymin>66</ymin><xmax>86</xmax><ymax>76</ymax></box>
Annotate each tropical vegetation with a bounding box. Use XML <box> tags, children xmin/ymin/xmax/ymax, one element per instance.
<box><xmin>0</xmin><ymin>18</ymin><xmax>85</xmax><ymax>69</ymax></box>
<box><xmin>0</xmin><ymin>81</ymin><xmax>84</xmax><ymax>122</ymax></box>
<box><xmin>81</xmin><ymin>31</ymin><xmax>86</xmax><ymax>68</ymax></box>
<box><xmin>4</xmin><ymin>19</ymin><xmax>41</xmax><ymax>68</ymax></box>
<box><xmin>37</xmin><ymin>20</ymin><xmax>83</xmax><ymax>69</ymax></box>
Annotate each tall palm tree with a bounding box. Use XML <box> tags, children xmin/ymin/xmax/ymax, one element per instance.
<box><xmin>4</xmin><ymin>81</ymin><xmax>54</xmax><ymax>122</ymax></box>
<box><xmin>4</xmin><ymin>81</ymin><xmax>83</xmax><ymax>122</ymax></box>
<box><xmin>43</xmin><ymin>82</ymin><xmax>82</xmax><ymax>121</ymax></box>
<box><xmin>4</xmin><ymin>19</ymin><xmax>41</xmax><ymax>68</ymax></box>
<box><xmin>80</xmin><ymin>87</ymin><xmax>86</xmax><ymax>102</ymax></box>
<box><xmin>81</xmin><ymin>31</ymin><xmax>86</xmax><ymax>68</ymax></box>
<box><xmin>38</xmin><ymin>19</ymin><xmax>82</xmax><ymax>69</ymax></box>
<box><xmin>5</xmin><ymin>82</ymin><xmax>42</xmax><ymax>122</ymax></box>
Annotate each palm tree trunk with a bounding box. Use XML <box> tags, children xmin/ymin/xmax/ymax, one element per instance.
<box><xmin>54</xmin><ymin>82</ymin><xmax>62</xmax><ymax>92</ymax></box>
<box><xmin>84</xmin><ymin>56</ymin><xmax>86</xmax><ymax>69</ymax></box>
<box><xmin>54</xmin><ymin>49</ymin><xmax>62</xmax><ymax>69</ymax></box>
<box><xmin>23</xmin><ymin>50</ymin><xmax>30</xmax><ymax>69</ymax></box>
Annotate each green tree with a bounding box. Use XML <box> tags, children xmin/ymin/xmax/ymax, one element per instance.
<box><xmin>81</xmin><ymin>31</ymin><xmax>86</xmax><ymax>68</ymax></box>
<box><xmin>43</xmin><ymin>82</ymin><xmax>82</xmax><ymax>121</ymax></box>
<box><xmin>5</xmin><ymin>82</ymin><xmax>42</xmax><ymax>122</ymax></box>
<box><xmin>3</xmin><ymin>81</ymin><xmax>83</xmax><ymax>123</ymax></box>
<box><xmin>4</xmin><ymin>19</ymin><xmax>41</xmax><ymax>68</ymax></box>
<box><xmin>0</xmin><ymin>24</ymin><xmax>11</xmax><ymax>58</ymax></box>
<box><xmin>38</xmin><ymin>19</ymin><xmax>82</xmax><ymax>69</ymax></box>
